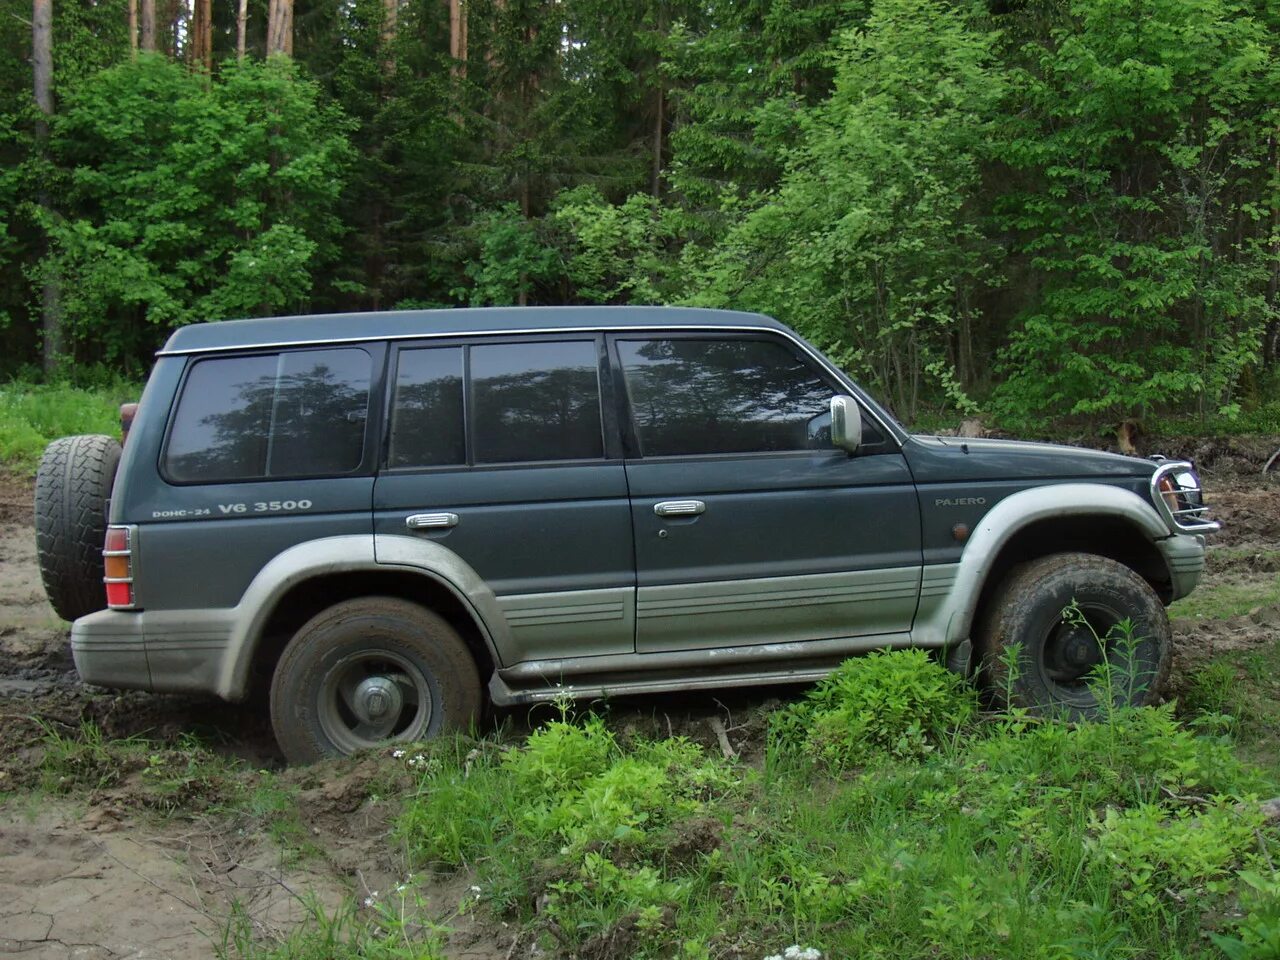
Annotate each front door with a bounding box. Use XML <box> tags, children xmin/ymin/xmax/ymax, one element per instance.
<box><xmin>611</xmin><ymin>334</ymin><xmax>922</xmax><ymax>654</ymax></box>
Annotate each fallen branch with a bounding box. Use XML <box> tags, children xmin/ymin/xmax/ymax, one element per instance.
<box><xmin>708</xmin><ymin>717</ymin><xmax>738</xmax><ymax>761</ymax></box>
<box><xmin>1264</xmin><ymin>446</ymin><xmax>1280</xmax><ymax>476</ymax></box>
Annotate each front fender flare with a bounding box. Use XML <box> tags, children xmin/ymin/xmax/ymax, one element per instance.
<box><xmin>912</xmin><ymin>483</ymin><xmax>1169</xmax><ymax>649</ymax></box>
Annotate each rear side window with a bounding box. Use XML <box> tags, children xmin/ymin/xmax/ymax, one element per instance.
<box><xmin>164</xmin><ymin>348</ymin><xmax>372</xmax><ymax>483</ymax></box>
<box><xmin>388</xmin><ymin>347</ymin><xmax>465</xmax><ymax>468</ymax></box>
<box><xmin>617</xmin><ymin>337</ymin><xmax>835</xmax><ymax>457</ymax></box>
<box><xmin>386</xmin><ymin>339</ymin><xmax>604</xmax><ymax>468</ymax></box>
<box><xmin>471</xmin><ymin>341</ymin><xmax>603</xmax><ymax>463</ymax></box>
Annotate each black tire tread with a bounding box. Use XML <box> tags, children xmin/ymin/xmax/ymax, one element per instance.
<box><xmin>270</xmin><ymin>596</ymin><xmax>482</xmax><ymax>764</ymax></box>
<box><xmin>979</xmin><ymin>551</ymin><xmax>1172</xmax><ymax>715</ymax></box>
<box><xmin>35</xmin><ymin>434</ymin><xmax>122</xmax><ymax>622</ymax></box>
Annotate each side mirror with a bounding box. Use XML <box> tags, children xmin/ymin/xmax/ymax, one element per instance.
<box><xmin>830</xmin><ymin>395</ymin><xmax>862</xmax><ymax>454</ymax></box>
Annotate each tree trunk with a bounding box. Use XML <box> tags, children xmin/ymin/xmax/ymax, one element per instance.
<box><xmin>236</xmin><ymin>0</ymin><xmax>247</xmax><ymax>60</ymax></box>
<box><xmin>33</xmin><ymin>0</ymin><xmax>62</xmax><ymax>375</ymax></box>
<box><xmin>162</xmin><ymin>0</ymin><xmax>180</xmax><ymax>56</ymax></box>
<box><xmin>190</xmin><ymin>0</ymin><xmax>211</xmax><ymax>70</ymax></box>
<box><xmin>448</xmin><ymin>0</ymin><xmax>467</xmax><ymax>77</ymax></box>
<box><xmin>267</xmin><ymin>0</ymin><xmax>292</xmax><ymax>55</ymax></box>
<box><xmin>1266</xmin><ymin>133</ymin><xmax>1280</xmax><ymax>368</ymax></box>
<box><xmin>128</xmin><ymin>0</ymin><xmax>137</xmax><ymax>57</ymax></box>
<box><xmin>140</xmin><ymin>0</ymin><xmax>155</xmax><ymax>51</ymax></box>
<box><xmin>650</xmin><ymin>9</ymin><xmax>666</xmax><ymax>197</ymax></box>
<box><xmin>381</xmin><ymin>0</ymin><xmax>397</xmax><ymax>75</ymax></box>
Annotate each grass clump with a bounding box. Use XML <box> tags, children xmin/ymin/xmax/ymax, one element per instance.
<box><xmin>0</xmin><ymin>379</ymin><xmax>139</xmax><ymax>469</ymax></box>
<box><xmin>394</xmin><ymin>651</ymin><xmax>1280</xmax><ymax>959</ymax></box>
<box><xmin>771</xmin><ymin>648</ymin><xmax>977</xmax><ymax>770</ymax></box>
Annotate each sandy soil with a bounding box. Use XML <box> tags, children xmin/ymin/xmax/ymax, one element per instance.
<box><xmin>0</xmin><ymin>443</ymin><xmax>1276</xmax><ymax>958</ymax></box>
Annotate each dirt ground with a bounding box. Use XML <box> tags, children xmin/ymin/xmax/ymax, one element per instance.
<box><xmin>0</xmin><ymin>438</ymin><xmax>1277</xmax><ymax>958</ymax></box>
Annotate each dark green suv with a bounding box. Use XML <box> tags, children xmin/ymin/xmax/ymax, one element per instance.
<box><xmin>35</xmin><ymin>307</ymin><xmax>1216</xmax><ymax>762</ymax></box>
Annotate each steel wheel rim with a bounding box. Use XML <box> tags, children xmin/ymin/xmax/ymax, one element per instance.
<box><xmin>317</xmin><ymin>650</ymin><xmax>432</xmax><ymax>754</ymax></box>
<box><xmin>1037</xmin><ymin>601</ymin><xmax>1127</xmax><ymax>704</ymax></box>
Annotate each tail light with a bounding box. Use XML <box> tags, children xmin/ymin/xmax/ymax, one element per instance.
<box><xmin>103</xmin><ymin>525</ymin><xmax>136</xmax><ymax>608</ymax></box>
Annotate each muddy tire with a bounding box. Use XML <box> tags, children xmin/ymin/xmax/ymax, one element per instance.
<box><xmin>270</xmin><ymin>597</ymin><xmax>482</xmax><ymax>764</ymax></box>
<box><xmin>978</xmin><ymin>552</ymin><xmax>1171</xmax><ymax>718</ymax></box>
<box><xmin>35</xmin><ymin>434</ymin><xmax>122</xmax><ymax>622</ymax></box>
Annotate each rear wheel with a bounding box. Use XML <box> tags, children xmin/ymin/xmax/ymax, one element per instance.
<box><xmin>978</xmin><ymin>552</ymin><xmax>1171</xmax><ymax>718</ymax></box>
<box><xmin>269</xmin><ymin>597</ymin><xmax>482</xmax><ymax>764</ymax></box>
<box><xmin>35</xmin><ymin>434</ymin><xmax>122</xmax><ymax>622</ymax></box>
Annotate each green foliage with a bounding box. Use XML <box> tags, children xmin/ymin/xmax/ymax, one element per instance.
<box><xmin>1211</xmin><ymin>870</ymin><xmax>1280</xmax><ymax>960</ymax></box>
<box><xmin>677</xmin><ymin>0</ymin><xmax>1004</xmax><ymax>420</ymax></box>
<box><xmin>3</xmin><ymin>0</ymin><xmax>1280</xmax><ymax>431</ymax></box>
<box><xmin>461</xmin><ymin>204</ymin><xmax>558</xmax><ymax>307</ymax></box>
<box><xmin>772</xmin><ymin>649</ymin><xmax>978</xmax><ymax>769</ymax></box>
<box><xmin>1088</xmin><ymin>800</ymin><xmax>1264</xmax><ymax>907</ymax></box>
<box><xmin>38</xmin><ymin>55</ymin><xmax>353</xmax><ymax>364</ymax></box>
<box><xmin>991</xmin><ymin>0</ymin><xmax>1280</xmax><ymax>428</ymax></box>
<box><xmin>220</xmin><ymin>887</ymin><xmax>447</xmax><ymax>960</ymax></box>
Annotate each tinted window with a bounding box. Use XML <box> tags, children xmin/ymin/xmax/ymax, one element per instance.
<box><xmin>617</xmin><ymin>338</ymin><xmax>835</xmax><ymax>456</ymax></box>
<box><xmin>471</xmin><ymin>341</ymin><xmax>603</xmax><ymax>463</ymax></box>
<box><xmin>388</xmin><ymin>348</ymin><xmax>465</xmax><ymax>468</ymax></box>
<box><xmin>165</xmin><ymin>348</ymin><xmax>371</xmax><ymax>482</ymax></box>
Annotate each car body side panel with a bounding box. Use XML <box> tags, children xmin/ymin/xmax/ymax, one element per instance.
<box><xmin>625</xmin><ymin>452</ymin><xmax>922</xmax><ymax>652</ymax></box>
<box><xmin>373</xmin><ymin>464</ymin><xmax>635</xmax><ymax>660</ymax></box>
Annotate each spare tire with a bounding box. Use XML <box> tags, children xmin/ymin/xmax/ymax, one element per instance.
<box><xmin>35</xmin><ymin>434</ymin><xmax>122</xmax><ymax>622</ymax></box>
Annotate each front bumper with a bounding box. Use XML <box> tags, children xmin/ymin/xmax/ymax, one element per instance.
<box><xmin>1157</xmin><ymin>533</ymin><xmax>1207</xmax><ymax>602</ymax></box>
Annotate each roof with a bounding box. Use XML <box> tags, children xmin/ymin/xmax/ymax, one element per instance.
<box><xmin>158</xmin><ymin>306</ymin><xmax>786</xmax><ymax>355</ymax></box>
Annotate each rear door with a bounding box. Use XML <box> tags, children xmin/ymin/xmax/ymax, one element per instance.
<box><xmin>612</xmin><ymin>333</ymin><xmax>922</xmax><ymax>654</ymax></box>
<box><xmin>373</xmin><ymin>336</ymin><xmax>635</xmax><ymax>665</ymax></box>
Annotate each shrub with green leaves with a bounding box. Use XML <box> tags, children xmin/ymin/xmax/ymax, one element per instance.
<box><xmin>39</xmin><ymin>54</ymin><xmax>354</xmax><ymax>365</ymax></box>
<box><xmin>771</xmin><ymin>649</ymin><xmax>978</xmax><ymax>769</ymax></box>
<box><xmin>1088</xmin><ymin>800</ymin><xmax>1265</xmax><ymax>909</ymax></box>
<box><xmin>1212</xmin><ymin>870</ymin><xmax>1280</xmax><ymax>960</ymax></box>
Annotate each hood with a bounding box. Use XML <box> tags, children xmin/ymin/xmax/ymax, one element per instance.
<box><xmin>902</xmin><ymin>435</ymin><xmax>1157</xmax><ymax>484</ymax></box>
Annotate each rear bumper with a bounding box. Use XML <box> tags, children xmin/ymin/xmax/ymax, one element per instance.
<box><xmin>71</xmin><ymin>608</ymin><xmax>233</xmax><ymax>696</ymax></box>
<box><xmin>1157</xmin><ymin>533</ymin><xmax>1207</xmax><ymax>602</ymax></box>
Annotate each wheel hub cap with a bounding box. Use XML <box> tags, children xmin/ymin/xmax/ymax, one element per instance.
<box><xmin>353</xmin><ymin>676</ymin><xmax>403</xmax><ymax>724</ymax></box>
<box><xmin>1061</xmin><ymin>628</ymin><xmax>1099</xmax><ymax>668</ymax></box>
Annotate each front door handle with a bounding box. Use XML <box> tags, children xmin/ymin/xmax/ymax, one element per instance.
<box><xmin>406</xmin><ymin>512</ymin><xmax>459</xmax><ymax>530</ymax></box>
<box><xmin>654</xmin><ymin>500</ymin><xmax>705</xmax><ymax>518</ymax></box>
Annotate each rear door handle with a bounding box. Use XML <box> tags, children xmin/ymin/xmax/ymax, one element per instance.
<box><xmin>406</xmin><ymin>512</ymin><xmax>459</xmax><ymax>530</ymax></box>
<box><xmin>654</xmin><ymin>500</ymin><xmax>705</xmax><ymax>518</ymax></box>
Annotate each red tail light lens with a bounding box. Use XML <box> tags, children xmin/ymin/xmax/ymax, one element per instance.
<box><xmin>103</xmin><ymin>525</ymin><xmax>135</xmax><ymax>609</ymax></box>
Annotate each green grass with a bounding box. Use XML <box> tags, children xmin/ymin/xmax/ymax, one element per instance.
<box><xmin>1168</xmin><ymin>573</ymin><xmax>1280</xmax><ymax>621</ymax></box>
<box><xmin>393</xmin><ymin>654</ymin><xmax>1280</xmax><ymax>960</ymax></box>
<box><xmin>0</xmin><ymin>379</ymin><xmax>141</xmax><ymax>470</ymax></box>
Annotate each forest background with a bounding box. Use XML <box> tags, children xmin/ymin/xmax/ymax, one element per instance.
<box><xmin>4</xmin><ymin>0</ymin><xmax>1280</xmax><ymax>433</ymax></box>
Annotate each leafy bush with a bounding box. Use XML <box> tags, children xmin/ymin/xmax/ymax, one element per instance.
<box><xmin>1212</xmin><ymin>870</ymin><xmax>1280</xmax><ymax>960</ymax></box>
<box><xmin>41</xmin><ymin>54</ymin><xmax>354</xmax><ymax>365</ymax></box>
<box><xmin>1088</xmin><ymin>801</ymin><xmax>1265</xmax><ymax>908</ymax></box>
<box><xmin>772</xmin><ymin>649</ymin><xmax>978</xmax><ymax>769</ymax></box>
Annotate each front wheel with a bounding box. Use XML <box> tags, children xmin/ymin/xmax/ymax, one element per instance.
<box><xmin>269</xmin><ymin>597</ymin><xmax>482</xmax><ymax>764</ymax></box>
<box><xmin>978</xmin><ymin>552</ymin><xmax>1171</xmax><ymax>718</ymax></box>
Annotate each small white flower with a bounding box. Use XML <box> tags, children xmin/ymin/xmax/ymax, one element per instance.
<box><xmin>391</xmin><ymin>749</ymin><xmax>405</xmax><ymax>759</ymax></box>
<box><xmin>363</xmin><ymin>896</ymin><xmax>374</xmax><ymax>907</ymax></box>
<box><xmin>470</xmin><ymin>885</ymin><xmax>482</xmax><ymax>895</ymax></box>
<box><xmin>395</xmin><ymin>883</ymin><xmax>406</xmax><ymax>893</ymax></box>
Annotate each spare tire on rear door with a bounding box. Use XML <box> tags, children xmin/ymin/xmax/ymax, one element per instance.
<box><xmin>35</xmin><ymin>434</ymin><xmax>122</xmax><ymax>622</ymax></box>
